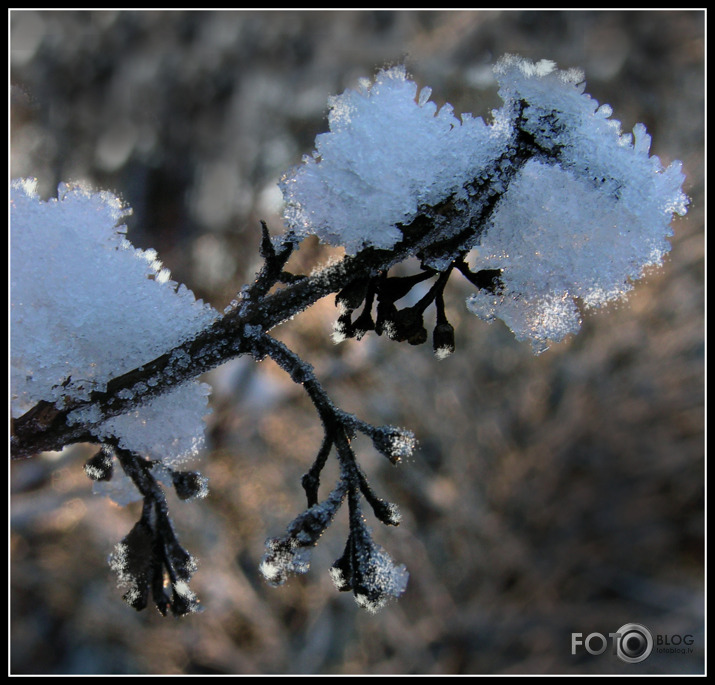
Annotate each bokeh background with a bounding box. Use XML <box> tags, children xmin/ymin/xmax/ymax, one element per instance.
<box><xmin>10</xmin><ymin>10</ymin><xmax>704</xmax><ymax>675</ymax></box>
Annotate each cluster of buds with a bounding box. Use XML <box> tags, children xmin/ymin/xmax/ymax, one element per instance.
<box><xmin>333</xmin><ymin>259</ymin><xmax>506</xmax><ymax>360</ymax></box>
<box><xmin>260</xmin><ymin>475</ymin><xmax>407</xmax><ymax>613</ymax></box>
<box><xmin>108</xmin><ymin>494</ymin><xmax>201</xmax><ymax>617</ymax></box>
<box><xmin>328</xmin><ymin>487</ymin><xmax>409</xmax><ymax>613</ymax></box>
<box><xmin>86</xmin><ymin>443</ymin><xmax>206</xmax><ymax>616</ymax></box>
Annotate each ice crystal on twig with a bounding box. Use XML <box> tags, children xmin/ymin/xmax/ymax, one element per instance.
<box><xmin>84</xmin><ymin>446</ymin><xmax>114</xmax><ymax>482</ymax></box>
<box><xmin>170</xmin><ymin>469</ymin><xmax>210</xmax><ymax>501</ymax></box>
<box><xmin>259</xmin><ymin>481</ymin><xmax>347</xmax><ymax>586</ymax></box>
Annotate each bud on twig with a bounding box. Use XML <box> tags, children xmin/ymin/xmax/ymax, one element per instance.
<box><xmin>433</xmin><ymin>321</ymin><xmax>456</xmax><ymax>360</ymax></box>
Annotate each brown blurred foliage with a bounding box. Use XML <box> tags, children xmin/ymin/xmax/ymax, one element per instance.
<box><xmin>10</xmin><ymin>10</ymin><xmax>704</xmax><ymax>674</ymax></box>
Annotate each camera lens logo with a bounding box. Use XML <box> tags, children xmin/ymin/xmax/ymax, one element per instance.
<box><xmin>615</xmin><ymin>623</ymin><xmax>653</xmax><ymax>664</ymax></box>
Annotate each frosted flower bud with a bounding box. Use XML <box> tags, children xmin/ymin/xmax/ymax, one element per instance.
<box><xmin>368</xmin><ymin>498</ymin><xmax>402</xmax><ymax>527</ymax></box>
<box><xmin>351</xmin><ymin>308</ymin><xmax>376</xmax><ymax>340</ymax></box>
<box><xmin>84</xmin><ymin>448</ymin><xmax>114</xmax><ymax>482</ymax></box>
<box><xmin>331</xmin><ymin>311</ymin><xmax>355</xmax><ymax>344</ymax></box>
<box><xmin>171</xmin><ymin>470</ymin><xmax>209</xmax><ymax>501</ymax></box>
<box><xmin>329</xmin><ymin>542</ymin><xmax>353</xmax><ymax>593</ymax></box>
<box><xmin>260</xmin><ymin>483</ymin><xmax>347</xmax><ymax>586</ymax></box>
<box><xmin>332</xmin><ymin>520</ymin><xmax>409</xmax><ymax>613</ymax></box>
<box><xmin>259</xmin><ymin>537</ymin><xmax>312</xmax><ymax>587</ymax></box>
<box><xmin>375</xmin><ymin>300</ymin><xmax>399</xmax><ymax>337</ymax></box>
<box><xmin>370</xmin><ymin>425</ymin><xmax>417</xmax><ymax>464</ymax></box>
<box><xmin>108</xmin><ymin>520</ymin><xmax>154</xmax><ymax>611</ymax></box>
<box><xmin>433</xmin><ymin>321</ymin><xmax>456</xmax><ymax>360</ymax></box>
<box><xmin>336</xmin><ymin>278</ymin><xmax>370</xmax><ymax>313</ymax></box>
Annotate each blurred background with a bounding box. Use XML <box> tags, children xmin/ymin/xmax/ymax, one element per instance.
<box><xmin>10</xmin><ymin>10</ymin><xmax>704</xmax><ymax>674</ymax></box>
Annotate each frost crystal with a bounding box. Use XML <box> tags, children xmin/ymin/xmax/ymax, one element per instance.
<box><xmin>352</xmin><ymin>544</ymin><xmax>409</xmax><ymax>614</ymax></box>
<box><xmin>369</xmin><ymin>425</ymin><xmax>417</xmax><ymax>464</ymax></box>
<box><xmin>468</xmin><ymin>56</ymin><xmax>689</xmax><ymax>351</ymax></box>
<box><xmin>109</xmin><ymin>541</ymin><xmax>144</xmax><ymax>607</ymax></box>
<box><xmin>259</xmin><ymin>538</ymin><xmax>313</xmax><ymax>587</ymax></box>
<box><xmin>10</xmin><ymin>179</ymin><xmax>218</xmax><ymax>463</ymax></box>
<box><xmin>280</xmin><ymin>65</ymin><xmax>500</xmax><ymax>254</ymax></box>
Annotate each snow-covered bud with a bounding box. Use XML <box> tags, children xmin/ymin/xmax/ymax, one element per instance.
<box><xmin>336</xmin><ymin>277</ymin><xmax>370</xmax><ymax>313</ymax></box>
<box><xmin>351</xmin><ymin>308</ymin><xmax>376</xmax><ymax>340</ymax></box>
<box><xmin>332</xmin><ymin>310</ymin><xmax>355</xmax><ymax>344</ymax></box>
<box><xmin>84</xmin><ymin>447</ymin><xmax>114</xmax><ymax>481</ymax></box>
<box><xmin>369</xmin><ymin>425</ymin><xmax>416</xmax><ymax>464</ymax></box>
<box><xmin>108</xmin><ymin>519</ymin><xmax>155</xmax><ymax>612</ymax></box>
<box><xmin>368</xmin><ymin>498</ymin><xmax>402</xmax><ymax>527</ymax></box>
<box><xmin>433</xmin><ymin>321</ymin><xmax>456</xmax><ymax>360</ymax></box>
<box><xmin>171</xmin><ymin>470</ymin><xmax>209</xmax><ymax>501</ymax></box>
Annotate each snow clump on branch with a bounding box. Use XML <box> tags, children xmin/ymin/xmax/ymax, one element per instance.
<box><xmin>280</xmin><ymin>56</ymin><xmax>688</xmax><ymax>352</ymax></box>
<box><xmin>10</xmin><ymin>179</ymin><xmax>218</xmax><ymax>466</ymax></box>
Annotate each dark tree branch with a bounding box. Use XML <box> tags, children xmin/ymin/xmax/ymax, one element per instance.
<box><xmin>11</xmin><ymin>113</ymin><xmax>545</xmax><ymax>461</ymax></box>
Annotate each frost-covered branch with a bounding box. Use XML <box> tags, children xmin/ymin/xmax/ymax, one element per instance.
<box><xmin>10</xmin><ymin>55</ymin><xmax>688</xmax><ymax>615</ymax></box>
<box><xmin>254</xmin><ymin>332</ymin><xmax>410</xmax><ymax>610</ymax></box>
<box><xmin>10</xmin><ymin>222</ymin><xmax>444</xmax><ymax>460</ymax></box>
<box><xmin>9</xmin><ymin>129</ymin><xmax>522</xmax><ymax>462</ymax></box>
